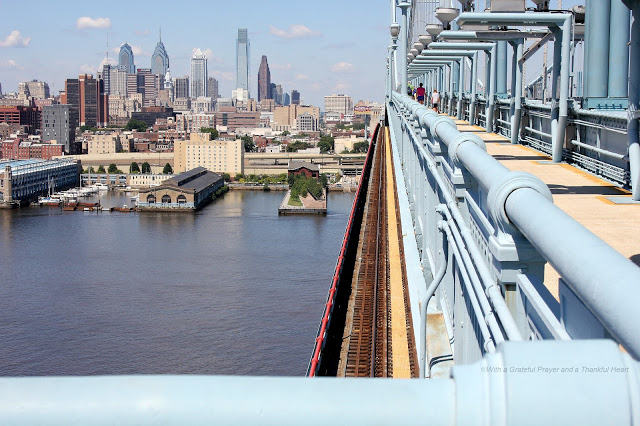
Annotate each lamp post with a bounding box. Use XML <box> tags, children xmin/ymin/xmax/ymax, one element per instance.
<box><xmin>389</xmin><ymin>23</ymin><xmax>400</xmax><ymax>100</ymax></box>
<box><xmin>398</xmin><ymin>1</ymin><xmax>411</xmax><ymax>95</ymax></box>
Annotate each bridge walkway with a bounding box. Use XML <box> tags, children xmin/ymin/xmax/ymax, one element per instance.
<box><xmin>454</xmin><ymin>119</ymin><xmax>640</xmax><ymax>298</ymax></box>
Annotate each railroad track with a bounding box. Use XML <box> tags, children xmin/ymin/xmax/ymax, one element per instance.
<box><xmin>342</xmin><ymin>127</ymin><xmax>417</xmax><ymax>378</ymax></box>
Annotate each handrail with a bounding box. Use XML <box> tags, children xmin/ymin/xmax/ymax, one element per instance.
<box><xmin>391</xmin><ymin>92</ymin><xmax>640</xmax><ymax>359</ymax></box>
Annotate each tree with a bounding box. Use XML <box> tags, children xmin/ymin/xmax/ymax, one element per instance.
<box><xmin>200</xmin><ymin>127</ymin><xmax>219</xmax><ymax>140</ymax></box>
<box><xmin>352</xmin><ymin>141</ymin><xmax>369</xmax><ymax>153</ymax></box>
<box><xmin>281</xmin><ymin>130</ymin><xmax>290</xmax><ymax>136</ymax></box>
<box><xmin>352</xmin><ymin>122</ymin><xmax>366</xmax><ymax>130</ymax></box>
<box><xmin>242</xmin><ymin>135</ymin><xmax>255</xmax><ymax>152</ymax></box>
<box><xmin>88</xmin><ymin>166</ymin><xmax>95</xmax><ymax>173</ymax></box>
<box><xmin>97</xmin><ymin>165</ymin><xmax>106</xmax><ymax>174</ymax></box>
<box><xmin>318</xmin><ymin>134</ymin><xmax>334</xmax><ymax>153</ymax></box>
<box><xmin>223</xmin><ymin>173</ymin><xmax>231</xmax><ymax>182</ymax></box>
<box><xmin>286</xmin><ymin>141</ymin><xmax>312</xmax><ymax>152</ymax></box>
<box><xmin>124</xmin><ymin>119</ymin><xmax>148</xmax><ymax>132</ymax></box>
<box><xmin>162</xmin><ymin>163</ymin><xmax>173</xmax><ymax>174</ymax></box>
<box><xmin>130</xmin><ymin>162</ymin><xmax>140</xmax><ymax>174</ymax></box>
<box><xmin>319</xmin><ymin>173</ymin><xmax>328</xmax><ymax>188</ymax></box>
<box><xmin>107</xmin><ymin>163</ymin><xmax>118</xmax><ymax>174</ymax></box>
<box><xmin>141</xmin><ymin>162</ymin><xmax>152</xmax><ymax>173</ymax></box>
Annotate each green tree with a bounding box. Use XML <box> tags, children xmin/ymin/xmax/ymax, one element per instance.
<box><xmin>235</xmin><ymin>173</ymin><xmax>245</xmax><ymax>181</ymax></box>
<box><xmin>97</xmin><ymin>165</ymin><xmax>106</xmax><ymax>174</ymax></box>
<box><xmin>141</xmin><ymin>162</ymin><xmax>152</xmax><ymax>173</ymax></box>
<box><xmin>319</xmin><ymin>173</ymin><xmax>328</xmax><ymax>188</ymax></box>
<box><xmin>88</xmin><ymin>166</ymin><xmax>95</xmax><ymax>173</ymax></box>
<box><xmin>107</xmin><ymin>163</ymin><xmax>118</xmax><ymax>174</ymax></box>
<box><xmin>352</xmin><ymin>141</ymin><xmax>369</xmax><ymax>153</ymax></box>
<box><xmin>223</xmin><ymin>173</ymin><xmax>231</xmax><ymax>182</ymax></box>
<box><xmin>130</xmin><ymin>162</ymin><xmax>140</xmax><ymax>174</ymax></box>
<box><xmin>242</xmin><ymin>135</ymin><xmax>255</xmax><ymax>152</ymax></box>
<box><xmin>352</xmin><ymin>122</ymin><xmax>366</xmax><ymax>130</ymax></box>
<box><xmin>162</xmin><ymin>163</ymin><xmax>173</xmax><ymax>174</ymax></box>
<box><xmin>124</xmin><ymin>119</ymin><xmax>148</xmax><ymax>132</ymax></box>
<box><xmin>318</xmin><ymin>134</ymin><xmax>334</xmax><ymax>153</ymax></box>
<box><xmin>281</xmin><ymin>130</ymin><xmax>290</xmax><ymax>136</ymax></box>
<box><xmin>200</xmin><ymin>127</ymin><xmax>219</xmax><ymax>140</ymax></box>
<box><xmin>286</xmin><ymin>141</ymin><xmax>312</xmax><ymax>152</ymax></box>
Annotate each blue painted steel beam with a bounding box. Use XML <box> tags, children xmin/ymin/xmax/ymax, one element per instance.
<box><xmin>609</xmin><ymin>0</ymin><xmax>631</xmax><ymax>99</ymax></box>
<box><xmin>585</xmin><ymin>0</ymin><xmax>611</xmax><ymax>99</ymax></box>
<box><xmin>624</xmin><ymin>0</ymin><xmax>640</xmax><ymax>200</ymax></box>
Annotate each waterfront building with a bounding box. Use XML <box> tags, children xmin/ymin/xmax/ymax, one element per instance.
<box><xmin>236</xmin><ymin>29</ymin><xmax>250</xmax><ymax>96</ymax></box>
<box><xmin>151</xmin><ymin>32</ymin><xmax>170</xmax><ymax>76</ymax></box>
<box><xmin>18</xmin><ymin>80</ymin><xmax>50</xmax><ymax>100</ymax></box>
<box><xmin>258</xmin><ymin>55</ymin><xmax>271</xmax><ymax>102</ymax></box>
<box><xmin>207</xmin><ymin>77</ymin><xmax>219</xmax><ymax>100</ymax></box>
<box><xmin>0</xmin><ymin>105</ymin><xmax>41</xmax><ymax>135</ymax></box>
<box><xmin>324</xmin><ymin>94</ymin><xmax>354</xmax><ymax>116</ymax></box>
<box><xmin>288</xmin><ymin>161</ymin><xmax>319</xmax><ymax>179</ymax></box>
<box><xmin>174</xmin><ymin>132</ymin><xmax>243</xmax><ymax>175</ymax></box>
<box><xmin>174</xmin><ymin>76</ymin><xmax>189</xmax><ymax>99</ymax></box>
<box><xmin>291</xmin><ymin>90</ymin><xmax>300</xmax><ymax>105</ymax></box>
<box><xmin>1</xmin><ymin>139</ymin><xmax>64</xmax><ymax>160</ymax></box>
<box><xmin>61</xmin><ymin>74</ymin><xmax>108</xmax><ymax>128</ymax></box>
<box><xmin>119</xmin><ymin>43</ymin><xmax>135</xmax><ymax>74</ymax></box>
<box><xmin>0</xmin><ymin>159</ymin><xmax>78</xmax><ymax>204</ymax></box>
<box><xmin>191</xmin><ymin>49</ymin><xmax>208</xmax><ymax>99</ymax></box>
<box><xmin>126</xmin><ymin>173</ymin><xmax>174</xmax><ymax>188</ymax></box>
<box><xmin>42</xmin><ymin>105</ymin><xmax>79</xmax><ymax>154</ymax></box>
<box><xmin>137</xmin><ymin>166</ymin><xmax>224</xmax><ymax>210</ymax></box>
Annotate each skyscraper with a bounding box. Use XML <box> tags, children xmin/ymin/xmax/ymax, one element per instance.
<box><xmin>119</xmin><ymin>43</ymin><xmax>135</xmax><ymax>74</ymax></box>
<box><xmin>191</xmin><ymin>49</ymin><xmax>208</xmax><ymax>99</ymax></box>
<box><xmin>257</xmin><ymin>55</ymin><xmax>271</xmax><ymax>102</ymax></box>
<box><xmin>151</xmin><ymin>30</ymin><xmax>169</xmax><ymax>76</ymax></box>
<box><xmin>274</xmin><ymin>84</ymin><xmax>283</xmax><ymax>105</ymax></box>
<box><xmin>291</xmin><ymin>90</ymin><xmax>300</xmax><ymax>105</ymax></box>
<box><xmin>42</xmin><ymin>104</ymin><xmax>79</xmax><ymax>154</ymax></box>
<box><xmin>207</xmin><ymin>77</ymin><xmax>219</xmax><ymax>99</ymax></box>
<box><xmin>61</xmin><ymin>74</ymin><xmax>108</xmax><ymax>128</ymax></box>
<box><xmin>236</xmin><ymin>29</ymin><xmax>249</xmax><ymax>96</ymax></box>
<box><xmin>174</xmin><ymin>76</ymin><xmax>189</xmax><ymax>99</ymax></box>
<box><xmin>18</xmin><ymin>80</ymin><xmax>50</xmax><ymax>99</ymax></box>
<box><xmin>283</xmin><ymin>93</ymin><xmax>290</xmax><ymax>106</ymax></box>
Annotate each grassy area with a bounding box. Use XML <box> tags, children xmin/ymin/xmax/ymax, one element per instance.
<box><xmin>288</xmin><ymin>194</ymin><xmax>303</xmax><ymax>206</ymax></box>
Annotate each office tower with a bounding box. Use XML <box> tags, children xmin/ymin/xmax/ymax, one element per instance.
<box><xmin>283</xmin><ymin>92</ymin><xmax>290</xmax><ymax>106</ymax></box>
<box><xmin>274</xmin><ymin>84</ymin><xmax>283</xmax><ymax>105</ymax></box>
<box><xmin>191</xmin><ymin>48</ymin><xmax>208</xmax><ymax>99</ymax></box>
<box><xmin>236</xmin><ymin>29</ymin><xmax>249</xmax><ymax>96</ymax></box>
<box><xmin>0</xmin><ymin>82</ymin><xmax>2</xmax><ymax>95</ymax></box>
<box><xmin>269</xmin><ymin>83</ymin><xmax>276</xmax><ymax>101</ymax></box>
<box><xmin>257</xmin><ymin>55</ymin><xmax>271</xmax><ymax>102</ymax></box>
<box><xmin>207</xmin><ymin>77</ymin><xmax>219</xmax><ymax>99</ymax></box>
<box><xmin>151</xmin><ymin>30</ymin><xmax>169</xmax><ymax>76</ymax></box>
<box><xmin>136</xmin><ymin>68</ymin><xmax>163</xmax><ymax>107</ymax></box>
<box><xmin>42</xmin><ymin>104</ymin><xmax>79</xmax><ymax>154</ymax></box>
<box><xmin>291</xmin><ymin>90</ymin><xmax>300</xmax><ymax>105</ymax></box>
<box><xmin>119</xmin><ymin>43</ymin><xmax>135</xmax><ymax>74</ymax></box>
<box><xmin>324</xmin><ymin>94</ymin><xmax>354</xmax><ymax>115</ymax></box>
<box><xmin>61</xmin><ymin>74</ymin><xmax>108</xmax><ymax>127</ymax></box>
<box><xmin>18</xmin><ymin>80</ymin><xmax>50</xmax><ymax>99</ymax></box>
<box><xmin>174</xmin><ymin>76</ymin><xmax>189</xmax><ymax>99</ymax></box>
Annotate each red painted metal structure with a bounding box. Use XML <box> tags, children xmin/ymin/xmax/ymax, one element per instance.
<box><xmin>307</xmin><ymin>123</ymin><xmax>380</xmax><ymax>377</ymax></box>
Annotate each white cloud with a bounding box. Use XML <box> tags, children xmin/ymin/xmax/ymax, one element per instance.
<box><xmin>296</xmin><ymin>74</ymin><xmax>310</xmax><ymax>81</ymax></box>
<box><xmin>192</xmin><ymin>48</ymin><xmax>223</xmax><ymax>64</ymax></box>
<box><xmin>0</xmin><ymin>59</ymin><xmax>17</xmax><ymax>67</ymax></box>
<box><xmin>331</xmin><ymin>62</ymin><xmax>355</xmax><ymax>73</ymax></box>
<box><xmin>79</xmin><ymin>64</ymin><xmax>97</xmax><ymax>75</ymax></box>
<box><xmin>131</xmin><ymin>45</ymin><xmax>150</xmax><ymax>57</ymax></box>
<box><xmin>99</xmin><ymin>57</ymin><xmax>116</xmax><ymax>68</ymax></box>
<box><xmin>211</xmin><ymin>70</ymin><xmax>234</xmax><ymax>81</ymax></box>
<box><xmin>0</xmin><ymin>30</ymin><xmax>31</xmax><ymax>48</ymax></box>
<box><xmin>332</xmin><ymin>82</ymin><xmax>351</xmax><ymax>93</ymax></box>
<box><xmin>269</xmin><ymin>25</ymin><xmax>321</xmax><ymax>40</ymax></box>
<box><xmin>271</xmin><ymin>63</ymin><xmax>292</xmax><ymax>71</ymax></box>
<box><xmin>135</xmin><ymin>29</ymin><xmax>150</xmax><ymax>36</ymax></box>
<box><xmin>76</xmin><ymin>17</ymin><xmax>112</xmax><ymax>30</ymax></box>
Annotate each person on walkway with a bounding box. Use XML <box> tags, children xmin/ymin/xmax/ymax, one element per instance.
<box><xmin>416</xmin><ymin>83</ymin><xmax>426</xmax><ymax>105</ymax></box>
<box><xmin>431</xmin><ymin>89</ymin><xmax>440</xmax><ymax>113</ymax></box>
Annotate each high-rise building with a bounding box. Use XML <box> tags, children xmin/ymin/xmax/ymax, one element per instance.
<box><xmin>274</xmin><ymin>84</ymin><xmax>283</xmax><ymax>105</ymax></box>
<box><xmin>291</xmin><ymin>90</ymin><xmax>300</xmax><ymax>105</ymax></box>
<box><xmin>207</xmin><ymin>77</ymin><xmax>219</xmax><ymax>99</ymax></box>
<box><xmin>174</xmin><ymin>76</ymin><xmax>189</xmax><ymax>99</ymax></box>
<box><xmin>236</xmin><ymin>29</ymin><xmax>249</xmax><ymax>96</ymax></box>
<box><xmin>136</xmin><ymin>68</ymin><xmax>164</xmax><ymax>107</ymax></box>
<box><xmin>257</xmin><ymin>55</ymin><xmax>271</xmax><ymax>102</ymax></box>
<box><xmin>324</xmin><ymin>94</ymin><xmax>354</xmax><ymax>115</ymax></box>
<box><xmin>61</xmin><ymin>74</ymin><xmax>108</xmax><ymax>127</ymax></box>
<box><xmin>151</xmin><ymin>30</ymin><xmax>169</xmax><ymax>76</ymax></box>
<box><xmin>191</xmin><ymin>49</ymin><xmax>208</xmax><ymax>99</ymax></box>
<box><xmin>119</xmin><ymin>43</ymin><xmax>135</xmax><ymax>74</ymax></box>
<box><xmin>283</xmin><ymin>92</ymin><xmax>290</xmax><ymax>106</ymax></box>
<box><xmin>18</xmin><ymin>80</ymin><xmax>50</xmax><ymax>100</ymax></box>
<box><xmin>42</xmin><ymin>104</ymin><xmax>79</xmax><ymax>154</ymax></box>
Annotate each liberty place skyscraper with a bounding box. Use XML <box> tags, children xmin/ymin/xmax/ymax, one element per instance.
<box><xmin>236</xmin><ymin>29</ymin><xmax>249</xmax><ymax>97</ymax></box>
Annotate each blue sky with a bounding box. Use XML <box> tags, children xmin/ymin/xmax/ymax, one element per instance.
<box><xmin>0</xmin><ymin>0</ymin><xmax>391</xmax><ymax>108</ymax></box>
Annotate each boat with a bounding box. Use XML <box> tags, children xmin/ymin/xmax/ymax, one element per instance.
<box><xmin>94</xmin><ymin>183</ymin><xmax>109</xmax><ymax>191</ymax></box>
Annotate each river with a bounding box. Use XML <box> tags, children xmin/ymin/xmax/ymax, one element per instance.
<box><xmin>0</xmin><ymin>190</ymin><xmax>355</xmax><ymax>376</ymax></box>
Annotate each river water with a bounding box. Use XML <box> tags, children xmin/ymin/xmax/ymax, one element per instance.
<box><xmin>0</xmin><ymin>190</ymin><xmax>355</xmax><ymax>376</ymax></box>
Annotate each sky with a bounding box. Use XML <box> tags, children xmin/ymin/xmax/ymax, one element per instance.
<box><xmin>0</xmin><ymin>0</ymin><xmax>392</xmax><ymax>108</ymax></box>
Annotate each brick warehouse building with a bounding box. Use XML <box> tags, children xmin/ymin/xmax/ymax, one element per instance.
<box><xmin>0</xmin><ymin>105</ymin><xmax>41</xmax><ymax>134</ymax></box>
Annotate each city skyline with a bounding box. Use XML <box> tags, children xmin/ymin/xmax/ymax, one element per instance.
<box><xmin>0</xmin><ymin>0</ymin><xmax>389</xmax><ymax>107</ymax></box>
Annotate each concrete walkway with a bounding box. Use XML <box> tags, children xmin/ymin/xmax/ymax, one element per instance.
<box><xmin>455</xmin><ymin>120</ymin><xmax>640</xmax><ymax>298</ymax></box>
